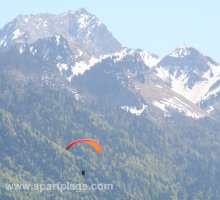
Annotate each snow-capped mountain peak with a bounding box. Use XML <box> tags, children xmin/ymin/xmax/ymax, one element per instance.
<box><xmin>75</xmin><ymin>8</ymin><xmax>90</xmax><ymax>15</ymax></box>
<box><xmin>169</xmin><ymin>44</ymin><xmax>192</xmax><ymax>58</ymax></box>
<box><xmin>110</xmin><ymin>48</ymin><xmax>160</xmax><ymax>68</ymax></box>
<box><xmin>74</xmin><ymin>8</ymin><xmax>102</xmax><ymax>30</ymax></box>
<box><xmin>155</xmin><ymin>44</ymin><xmax>220</xmax><ymax>107</ymax></box>
<box><xmin>0</xmin><ymin>9</ymin><xmax>122</xmax><ymax>56</ymax></box>
<box><xmin>1</xmin><ymin>9</ymin><xmax>220</xmax><ymax>120</ymax></box>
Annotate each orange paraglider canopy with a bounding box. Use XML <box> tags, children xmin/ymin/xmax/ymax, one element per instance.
<box><xmin>65</xmin><ymin>139</ymin><xmax>101</xmax><ymax>154</ymax></box>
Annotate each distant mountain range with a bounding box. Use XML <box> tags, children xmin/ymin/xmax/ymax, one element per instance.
<box><xmin>0</xmin><ymin>8</ymin><xmax>220</xmax><ymax>120</ymax></box>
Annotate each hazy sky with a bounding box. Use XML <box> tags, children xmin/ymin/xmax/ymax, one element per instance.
<box><xmin>1</xmin><ymin>0</ymin><xmax>220</xmax><ymax>61</ymax></box>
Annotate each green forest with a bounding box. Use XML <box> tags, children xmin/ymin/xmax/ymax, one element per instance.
<box><xmin>1</xmin><ymin>72</ymin><xmax>220</xmax><ymax>200</ymax></box>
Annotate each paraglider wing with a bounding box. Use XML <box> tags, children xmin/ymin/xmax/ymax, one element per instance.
<box><xmin>66</xmin><ymin>139</ymin><xmax>101</xmax><ymax>154</ymax></box>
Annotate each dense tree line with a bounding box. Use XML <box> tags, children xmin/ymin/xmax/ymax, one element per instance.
<box><xmin>1</xmin><ymin>73</ymin><xmax>220</xmax><ymax>199</ymax></box>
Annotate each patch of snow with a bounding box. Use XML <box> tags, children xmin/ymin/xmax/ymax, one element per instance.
<box><xmin>86</xmin><ymin>30</ymin><xmax>91</xmax><ymax>37</ymax></box>
<box><xmin>207</xmin><ymin>106</ymin><xmax>214</xmax><ymax>113</ymax></box>
<box><xmin>139</xmin><ymin>51</ymin><xmax>161</xmax><ymax>68</ymax></box>
<box><xmin>155</xmin><ymin>85</ymin><xmax>163</xmax><ymax>89</ymax></box>
<box><xmin>202</xmin><ymin>86</ymin><xmax>220</xmax><ymax>100</ymax></box>
<box><xmin>24</xmin><ymin>18</ymin><xmax>29</xmax><ymax>23</ymax></box>
<box><xmin>155</xmin><ymin>63</ymin><xmax>220</xmax><ymax>104</ymax></box>
<box><xmin>77</xmin><ymin>13</ymin><xmax>90</xmax><ymax>29</ymax></box>
<box><xmin>67</xmin><ymin>88</ymin><xmax>83</xmax><ymax>101</ymax></box>
<box><xmin>43</xmin><ymin>20</ymin><xmax>48</xmax><ymax>27</ymax></box>
<box><xmin>0</xmin><ymin>36</ymin><xmax>6</xmax><ymax>47</ymax></box>
<box><xmin>153</xmin><ymin>97</ymin><xmax>205</xmax><ymax>119</ymax></box>
<box><xmin>77</xmin><ymin>12</ymin><xmax>101</xmax><ymax>30</ymax></box>
<box><xmin>155</xmin><ymin>66</ymin><xmax>171</xmax><ymax>82</ymax></box>
<box><xmin>12</xmin><ymin>29</ymin><xmax>24</xmax><ymax>40</ymax></box>
<box><xmin>19</xmin><ymin>45</ymin><xmax>25</xmax><ymax>54</ymax></box>
<box><xmin>78</xmin><ymin>49</ymin><xmax>83</xmax><ymax>57</ymax></box>
<box><xmin>112</xmin><ymin>48</ymin><xmax>135</xmax><ymax>62</ymax></box>
<box><xmin>134</xmin><ymin>85</ymin><xmax>140</xmax><ymax>90</ymax></box>
<box><xmin>55</xmin><ymin>35</ymin><xmax>61</xmax><ymax>45</ymax></box>
<box><xmin>121</xmin><ymin>104</ymin><xmax>147</xmax><ymax>116</ymax></box>
<box><xmin>199</xmin><ymin>65</ymin><xmax>220</xmax><ymax>101</ymax></box>
<box><xmin>66</xmin><ymin>76</ymin><xmax>72</xmax><ymax>82</ymax></box>
<box><xmin>169</xmin><ymin>45</ymin><xmax>191</xmax><ymax>58</ymax></box>
<box><xmin>57</xmin><ymin>55</ymin><xmax>62</xmax><ymax>60</ymax></box>
<box><xmin>104</xmin><ymin>48</ymin><xmax>159</xmax><ymax>68</ymax></box>
<box><xmin>67</xmin><ymin>56</ymin><xmax>106</xmax><ymax>81</ymax></box>
<box><xmin>153</xmin><ymin>101</ymin><xmax>166</xmax><ymax>112</ymax></box>
<box><xmin>56</xmin><ymin>63</ymin><xmax>68</xmax><ymax>74</ymax></box>
<box><xmin>30</xmin><ymin>46</ymin><xmax>37</xmax><ymax>55</ymax></box>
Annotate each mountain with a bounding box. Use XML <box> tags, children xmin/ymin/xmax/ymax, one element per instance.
<box><xmin>0</xmin><ymin>9</ymin><xmax>123</xmax><ymax>84</ymax></box>
<box><xmin>153</xmin><ymin>44</ymin><xmax>220</xmax><ymax>116</ymax></box>
<box><xmin>1</xmin><ymin>72</ymin><xmax>220</xmax><ymax>200</ymax></box>
<box><xmin>0</xmin><ymin>8</ymin><xmax>122</xmax><ymax>57</ymax></box>
<box><xmin>72</xmin><ymin>47</ymin><xmax>206</xmax><ymax>119</ymax></box>
<box><xmin>1</xmin><ymin>9</ymin><xmax>220</xmax><ymax>200</ymax></box>
<box><xmin>0</xmin><ymin>9</ymin><xmax>215</xmax><ymax>120</ymax></box>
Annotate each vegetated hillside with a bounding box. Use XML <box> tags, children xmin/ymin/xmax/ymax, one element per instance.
<box><xmin>1</xmin><ymin>8</ymin><xmax>220</xmax><ymax>200</ymax></box>
<box><xmin>1</xmin><ymin>73</ymin><xmax>220</xmax><ymax>200</ymax></box>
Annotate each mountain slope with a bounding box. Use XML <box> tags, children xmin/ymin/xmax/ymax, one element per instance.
<box><xmin>1</xmin><ymin>9</ymin><xmax>217</xmax><ymax>120</ymax></box>
<box><xmin>1</xmin><ymin>8</ymin><xmax>220</xmax><ymax>200</ymax></box>
<box><xmin>154</xmin><ymin>44</ymin><xmax>220</xmax><ymax>115</ymax></box>
<box><xmin>72</xmin><ymin>49</ymin><xmax>207</xmax><ymax>119</ymax></box>
<box><xmin>0</xmin><ymin>9</ymin><xmax>122</xmax><ymax>57</ymax></box>
<box><xmin>1</xmin><ymin>72</ymin><xmax>220</xmax><ymax>200</ymax></box>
